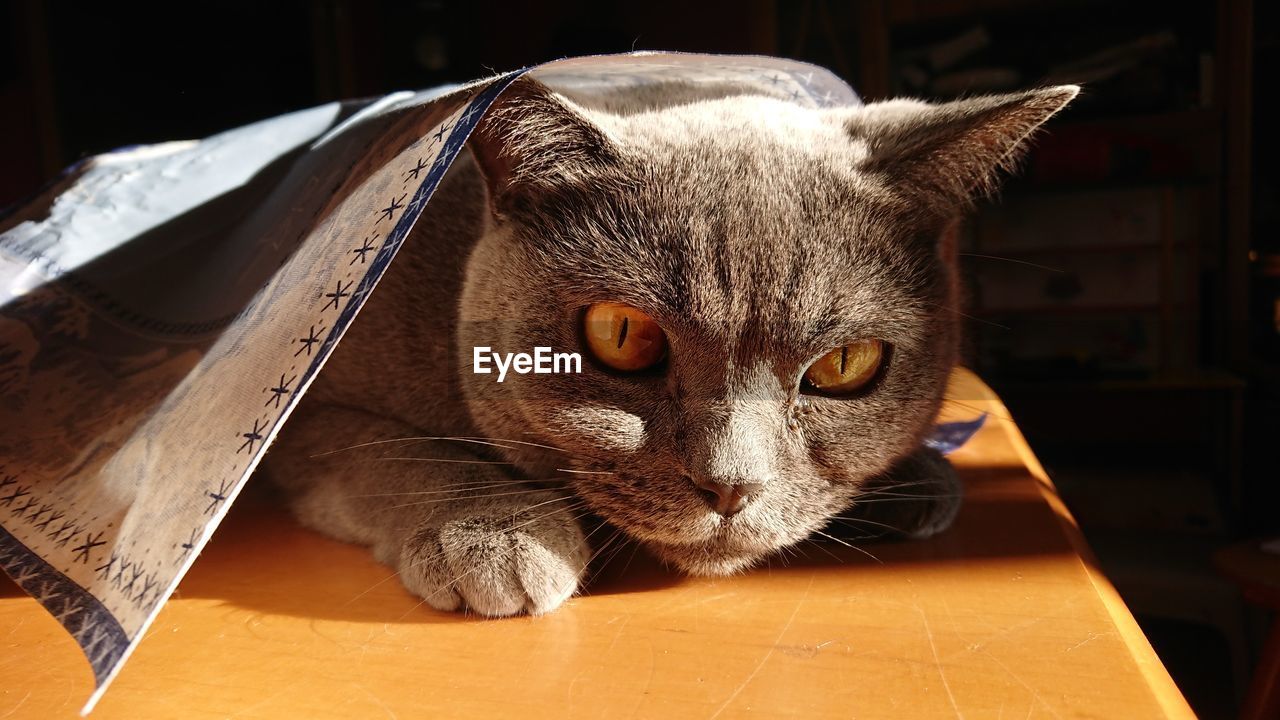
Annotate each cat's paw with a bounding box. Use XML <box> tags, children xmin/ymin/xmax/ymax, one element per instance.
<box><xmin>893</xmin><ymin>451</ymin><xmax>962</xmax><ymax>540</ymax></box>
<box><xmin>901</xmin><ymin>463</ymin><xmax>962</xmax><ymax>540</ymax></box>
<box><xmin>846</xmin><ymin>447</ymin><xmax>963</xmax><ymax>541</ymax></box>
<box><xmin>395</xmin><ymin>497</ymin><xmax>589</xmax><ymax>617</ymax></box>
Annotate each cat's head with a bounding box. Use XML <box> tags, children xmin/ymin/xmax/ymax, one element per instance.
<box><xmin>457</xmin><ymin>76</ymin><xmax>1075</xmax><ymax>574</ymax></box>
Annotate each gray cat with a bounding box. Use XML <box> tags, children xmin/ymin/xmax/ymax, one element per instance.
<box><xmin>265</xmin><ymin>77</ymin><xmax>1077</xmax><ymax>616</ymax></box>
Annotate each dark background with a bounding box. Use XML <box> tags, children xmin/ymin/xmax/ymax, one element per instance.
<box><xmin>2</xmin><ymin>1</ymin><xmax>1274</xmax><ymax>717</ymax></box>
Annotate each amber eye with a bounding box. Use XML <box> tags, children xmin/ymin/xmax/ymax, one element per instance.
<box><xmin>802</xmin><ymin>339</ymin><xmax>885</xmax><ymax>395</ymax></box>
<box><xmin>583</xmin><ymin>302</ymin><xmax>668</xmax><ymax>371</ymax></box>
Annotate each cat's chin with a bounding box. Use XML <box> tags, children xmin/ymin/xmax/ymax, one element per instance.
<box><xmin>646</xmin><ymin>539</ymin><xmax>772</xmax><ymax>577</ymax></box>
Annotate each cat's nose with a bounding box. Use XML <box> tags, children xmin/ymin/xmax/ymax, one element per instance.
<box><xmin>692</xmin><ymin>477</ymin><xmax>764</xmax><ymax>517</ymax></box>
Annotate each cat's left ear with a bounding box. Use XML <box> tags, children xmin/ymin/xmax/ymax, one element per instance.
<box><xmin>468</xmin><ymin>76</ymin><xmax>623</xmax><ymax>216</ymax></box>
<box><xmin>845</xmin><ymin>85</ymin><xmax>1079</xmax><ymax>207</ymax></box>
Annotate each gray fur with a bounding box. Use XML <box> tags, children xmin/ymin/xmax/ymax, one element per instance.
<box><xmin>265</xmin><ymin>77</ymin><xmax>1076</xmax><ymax>616</ymax></box>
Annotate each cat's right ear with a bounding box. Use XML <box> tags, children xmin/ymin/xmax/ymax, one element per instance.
<box><xmin>468</xmin><ymin>76</ymin><xmax>622</xmax><ymax>216</ymax></box>
<box><xmin>845</xmin><ymin>85</ymin><xmax>1079</xmax><ymax>210</ymax></box>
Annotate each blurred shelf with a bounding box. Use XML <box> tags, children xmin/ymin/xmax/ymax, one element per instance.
<box><xmin>884</xmin><ymin>0</ymin><xmax>1105</xmax><ymax>26</ymax></box>
<box><xmin>1084</xmin><ymin>527</ymin><xmax>1237</xmax><ymax>598</ymax></box>
<box><xmin>1052</xmin><ymin>463</ymin><xmax>1228</xmax><ymax>535</ymax></box>
<box><xmin>964</xmin><ymin>242</ymin><xmax>1173</xmax><ymax>257</ymax></box>
<box><xmin>1247</xmin><ymin>358</ymin><xmax>1280</xmax><ymax>396</ymax></box>
<box><xmin>1056</xmin><ymin>108</ymin><xmax>1222</xmax><ymax>135</ymax></box>
<box><xmin>1002</xmin><ymin>176</ymin><xmax>1212</xmax><ymax>195</ymax></box>
<box><xmin>976</xmin><ymin>303</ymin><xmax>1166</xmax><ymax>315</ymax></box>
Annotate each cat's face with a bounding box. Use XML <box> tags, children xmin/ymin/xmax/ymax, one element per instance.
<box><xmin>458</xmin><ymin>78</ymin><xmax>1075</xmax><ymax>574</ymax></box>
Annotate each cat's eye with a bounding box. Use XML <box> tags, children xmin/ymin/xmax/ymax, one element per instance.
<box><xmin>802</xmin><ymin>339</ymin><xmax>885</xmax><ymax>396</ymax></box>
<box><xmin>583</xmin><ymin>302</ymin><xmax>668</xmax><ymax>372</ymax></box>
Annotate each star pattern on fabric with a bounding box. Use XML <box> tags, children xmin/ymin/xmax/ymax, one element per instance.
<box><xmin>295</xmin><ymin>324</ymin><xmax>325</xmax><ymax>357</ymax></box>
<box><xmin>376</xmin><ymin>194</ymin><xmax>406</xmax><ymax>224</ymax></box>
<box><xmin>350</xmin><ymin>234</ymin><xmax>379</xmax><ymax>265</ymax></box>
<box><xmin>71</xmin><ymin>532</ymin><xmax>105</xmax><ymax>564</ymax></box>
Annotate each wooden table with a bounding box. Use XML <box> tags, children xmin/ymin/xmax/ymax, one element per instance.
<box><xmin>0</xmin><ymin>370</ymin><xmax>1194</xmax><ymax>718</ymax></box>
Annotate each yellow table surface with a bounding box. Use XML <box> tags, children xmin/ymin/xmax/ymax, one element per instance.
<box><xmin>0</xmin><ymin>370</ymin><xmax>1193</xmax><ymax>719</ymax></box>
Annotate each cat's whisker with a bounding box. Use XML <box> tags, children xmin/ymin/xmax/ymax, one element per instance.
<box><xmin>582</xmin><ymin>527</ymin><xmax>625</xmax><ymax>583</ymax></box>
<box><xmin>940</xmin><ymin>397</ymin><xmax>1013</xmax><ymax>422</ymax></box>
<box><xmin>856</xmin><ymin>478</ymin><xmax>940</xmax><ymax>493</ymax></box>
<box><xmin>375</xmin><ymin>457</ymin><xmax>516</xmax><ymax>465</ymax></box>
<box><xmin>541</xmin><ymin>517</ymin><xmax>617</xmax><ymax>602</ymax></box>
<box><xmin>385</xmin><ymin>488</ymin><xmax>565</xmax><ymax>511</ymax></box>
<box><xmin>312</xmin><ymin>434</ymin><xmax>570</xmax><ymax>459</ymax></box>
<box><xmin>852</xmin><ymin>492</ymin><xmax>938</xmax><ymax>502</ymax></box>
<box><xmin>613</xmin><ymin>538</ymin><xmax>643</xmax><ymax>578</ymax></box>
<box><xmin>427</xmin><ymin>435</ymin><xmax>571</xmax><ymax>453</ymax></box>
<box><xmin>828</xmin><ymin>515</ymin><xmax>905</xmax><ymax>534</ymax></box>
<box><xmin>848</xmin><ymin>493</ymin><xmax>964</xmax><ymax>504</ymax></box>
<box><xmin>766</xmin><ymin>548</ymin><xmax>782</xmax><ymax>569</ymax></box>
<box><xmin>528</xmin><ymin>430</ymin><xmax>623</xmax><ymax>468</ymax></box>
<box><xmin>351</xmin><ymin>480</ymin><xmax>571</xmax><ymax>500</ymax></box>
<box><xmin>855</xmin><ymin>487</ymin><xmax>940</xmax><ymax>498</ymax></box>
<box><xmin>347</xmin><ymin>480</ymin><xmax>533</xmax><ymax>499</ymax></box>
<box><xmin>310</xmin><ymin>437</ymin><xmax>466</xmax><ymax>458</ymax></box>
<box><xmin>958</xmin><ymin>252</ymin><xmax>1065</xmax><ymax>274</ymax></box>
<box><xmin>803</xmin><ymin>538</ymin><xmax>843</xmax><ymax>564</ymax></box>
<box><xmin>585</xmin><ymin>524</ymin><xmax>639</xmax><ymax>581</ymax></box>
<box><xmin>811</xmin><ymin>529</ymin><xmax>883</xmax><ymax>564</ymax></box>
<box><xmin>495</xmin><ymin>495</ymin><xmax>586</xmax><ymax>528</ymax></box>
<box><xmin>824</xmin><ymin>520</ymin><xmax>885</xmax><ymax>538</ymax></box>
<box><xmin>558</xmin><ymin>509</ymin><xmax>606</xmax><ymax>594</ymax></box>
<box><xmin>581</xmin><ymin>523</ymin><xmax>617</xmax><ymax>558</ymax></box>
<box><xmin>344</xmin><ymin>577</ymin><xmax>402</xmax><ymax>608</ymax></box>
<box><xmin>921</xmin><ymin>299</ymin><xmax>1011</xmax><ymax>331</ymax></box>
<box><xmin>779</xmin><ymin>545</ymin><xmax>797</xmax><ymax>567</ymax></box>
<box><xmin>312</xmin><ymin>438</ymin><xmax>410</xmax><ymax>458</ymax></box>
<box><xmin>555</xmin><ymin>468</ymin><xmax>615</xmax><ymax>475</ymax></box>
<box><xmin>395</xmin><ymin>596</ymin><xmax>432</xmax><ymax>622</ymax></box>
<box><xmin>595</xmin><ymin>531</ymin><xmax>636</xmax><ymax>576</ymax></box>
<box><xmin>825</xmin><ymin>527</ymin><xmax>882</xmax><ymax>541</ymax></box>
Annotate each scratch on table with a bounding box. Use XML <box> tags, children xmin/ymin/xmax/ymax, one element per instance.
<box><xmin>778</xmin><ymin>638</ymin><xmax>838</xmax><ymax>659</ymax></box>
<box><xmin>565</xmin><ymin>669</ymin><xmax>587</xmax><ymax>710</ymax></box>
<box><xmin>981</xmin><ymin>648</ymin><xmax>1064</xmax><ymax>720</ymax></box>
<box><xmin>921</xmin><ymin>609</ymin><xmax>965</xmax><ymax>720</ymax></box>
<box><xmin>1064</xmin><ymin>631</ymin><xmax>1110</xmax><ymax>653</ymax></box>
<box><xmin>354</xmin><ymin>625</ymin><xmax>383</xmax><ymax>669</ymax></box>
<box><xmin>689</xmin><ymin>591</ymin><xmax>738</xmax><ymax>607</ymax></box>
<box><xmin>354</xmin><ymin>683</ymin><xmax>399</xmax><ymax>720</ymax></box>
<box><xmin>937</xmin><ymin>597</ymin><xmax>1065</xmax><ymax>720</ymax></box>
<box><xmin>625</xmin><ymin>637</ymin><xmax>657</xmax><ymax>720</ymax></box>
<box><xmin>605</xmin><ymin>613</ymin><xmax>632</xmax><ymax>653</ymax></box>
<box><xmin>306</xmin><ymin>615</ymin><xmax>348</xmax><ymax>647</ymax></box>
<box><xmin>0</xmin><ymin>690</ymin><xmax>31</xmax><ymax>719</ymax></box>
<box><xmin>707</xmin><ymin>575</ymin><xmax>813</xmax><ymax>720</ymax></box>
<box><xmin>936</xmin><ymin>597</ymin><xmax>1075</xmax><ymax>717</ymax></box>
<box><xmin>2</xmin><ymin>616</ymin><xmax>24</xmax><ymax>640</ymax></box>
<box><xmin>227</xmin><ymin>685</ymin><xmax>293</xmax><ymax>719</ymax></box>
<box><xmin>941</xmin><ymin>596</ymin><xmax>1076</xmax><ymax>659</ymax></box>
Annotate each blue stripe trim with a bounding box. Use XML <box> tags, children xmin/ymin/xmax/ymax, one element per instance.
<box><xmin>926</xmin><ymin>414</ymin><xmax>988</xmax><ymax>455</ymax></box>
<box><xmin>0</xmin><ymin>523</ymin><xmax>129</xmax><ymax>684</ymax></box>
